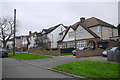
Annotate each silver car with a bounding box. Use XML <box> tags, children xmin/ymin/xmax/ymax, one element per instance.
<box><xmin>102</xmin><ymin>47</ymin><xmax>119</xmax><ymax>57</ymax></box>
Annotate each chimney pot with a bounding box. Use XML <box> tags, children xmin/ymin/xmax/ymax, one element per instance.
<box><xmin>80</xmin><ymin>17</ymin><xmax>85</xmax><ymax>23</ymax></box>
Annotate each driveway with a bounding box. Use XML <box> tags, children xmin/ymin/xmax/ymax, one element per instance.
<box><xmin>23</xmin><ymin>56</ymin><xmax>108</xmax><ymax>69</ymax></box>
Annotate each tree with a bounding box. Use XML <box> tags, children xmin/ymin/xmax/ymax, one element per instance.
<box><xmin>117</xmin><ymin>24</ymin><xmax>120</xmax><ymax>36</ymax></box>
<box><xmin>0</xmin><ymin>17</ymin><xmax>19</xmax><ymax>48</ymax></box>
<box><xmin>35</xmin><ymin>35</ymin><xmax>51</xmax><ymax>48</ymax></box>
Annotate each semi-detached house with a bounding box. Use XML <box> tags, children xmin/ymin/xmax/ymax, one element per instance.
<box><xmin>58</xmin><ymin>17</ymin><xmax>118</xmax><ymax>49</ymax></box>
<box><xmin>41</xmin><ymin>24</ymin><xmax>68</xmax><ymax>48</ymax></box>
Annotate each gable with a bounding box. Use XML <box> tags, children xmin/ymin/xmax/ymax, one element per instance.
<box><xmin>75</xmin><ymin>25</ymin><xmax>94</xmax><ymax>40</ymax></box>
<box><xmin>63</xmin><ymin>27</ymin><xmax>75</xmax><ymax>42</ymax></box>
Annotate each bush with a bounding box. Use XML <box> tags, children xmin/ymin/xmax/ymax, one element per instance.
<box><xmin>39</xmin><ymin>48</ymin><xmax>45</xmax><ymax>51</ymax></box>
<box><xmin>21</xmin><ymin>46</ymin><xmax>27</xmax><ymax>51</ymax></box>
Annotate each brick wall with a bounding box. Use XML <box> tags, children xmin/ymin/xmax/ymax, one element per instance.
<box><xmin>109</xmin><ymin>40</ymin><xmax>119</xmax><ymax>48</ymax></box>
<box><xmin>29</xmin><ymin>49</ymin><xmax>60</xmax><ymax>56</ymax></box>
<box><xmin>76</xmin><ymin>48</ymin><xmax>104</xmax><ymax>58</ymax></box>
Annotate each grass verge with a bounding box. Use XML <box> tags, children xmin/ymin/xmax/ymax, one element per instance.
<box><xmin>8</xmin><ymin>53</ymin><xmax>52</xmax><ymax>60</ymax></box>
<box><xmin>61</xmin><ymin>53</ymin><xmax>72</xmax><ymax>56</ymax></box>
<box><xmin>52</xmin><ymin>60</ymin><xmax>119</xmax><ymax>79</ymax></box>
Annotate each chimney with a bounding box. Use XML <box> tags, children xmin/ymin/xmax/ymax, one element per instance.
<box><xmin>29</xmin><ymin>31</ymin><xmax>31</xmax><ymax>35</ymax></box>
<box><xmin>80</xmin><ymin>17</ymin><xmax>85</xmax><ymax>23</ymax></box>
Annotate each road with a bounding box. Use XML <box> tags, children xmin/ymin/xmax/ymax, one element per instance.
<box><xmin>2</xmin><ymin>58</ymin><xmax>72</xmax><ymax>78</ymax></box>
<box><xmin>2</xmin><ymin>56</ymin><xmax>109</xmax><ymax>79</ymax></box>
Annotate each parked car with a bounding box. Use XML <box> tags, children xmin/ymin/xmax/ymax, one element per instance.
<box><xmin>110</xmin><ymin>47</ymin><xmax>119</xmax><ymax>52</ymax></box>
<box><xmin>102</xmin><ymin>48</ymin><xmax>112</xmax><ymax>57</ymax></box>
<box><xmin>72</xmin><ymin>47</ymin><xmax>89</xmax><ymax>56</ymax></box>
<box><xmin>72</xmin><ymin>50</ymin><xmax>76</xmax><ymax>56</ymax></box>
<box><xmin>0</xmin><ymin>48</ymin><xmax>8</xmax><ymax>58</ymax></box>
<box><xmin>102</xmin><ymin>47</ymin><xmax>119</xmax><ymax>57</ymax></box>
<box><xmin>79</xmin><ymin>47</ymin><xmax>87</xmax><ymax>50</ymax></box>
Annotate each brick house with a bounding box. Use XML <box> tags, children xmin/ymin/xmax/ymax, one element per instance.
<box><xmin>58</xmin><ymin>17</ymin><xmax>118</xmax><ymax>50</ymax></box>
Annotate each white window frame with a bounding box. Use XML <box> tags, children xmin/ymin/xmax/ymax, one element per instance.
<box><xmin>68</xmin><ymin>31</ymin><xmax>74</xmax><ymax>38</ymax></box>
<box><xmin>76</xmin><ymin>29</ymin><xmax>84</xmax><ymax>37</ymax></box>
<box><xmin>96</xmin><ymin>26</ymin><xmax>101</xmax><ymax>32</ymax></box>
<box><xmin>77</xmin><ymin>40</ymin><xmax>87</xmax><ymax>48</ymax></box>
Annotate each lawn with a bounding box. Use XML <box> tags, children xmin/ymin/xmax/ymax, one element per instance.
<box><xmin>8</xmin><ymin>53</ymin><xmax>52</xmax><ymax>60</ymax></box>
<box><xmin>8</xmin><ymin>50</ymin><xmax>13</xmax><ymax>53</ymax></box>
<box><xmin>61</xmin><ymin>53</ymin><xmax>72</xmax><ymax>56</ymax></box>
<box><xmin>52</xmin><ymin>60</ymin><xmax>119</xmax><ymax>79</ymax></box>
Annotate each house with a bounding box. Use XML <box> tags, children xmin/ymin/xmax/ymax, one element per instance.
<box><xmin>58</xmin><ymin>17</ymin><xmax>118</xmax><ymax>49</ymax></box>
<box><xmin>21</xmin><ymin>35</ymin><xmax>30</xmax><ymax>48</ymax></box>
<box><xmin>28</xmin><ymin>31</ymin><xmax>37</xmax><ymax>49</ymax></box>
<box><xmin>41</xmin><ymin>24</ymin><xmax>68</xmax><ymax>48</ymax></box>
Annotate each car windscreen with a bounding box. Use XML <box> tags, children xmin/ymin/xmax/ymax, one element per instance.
<box><xmin>111</xmin><ymin>47</ymin><xmax>117</xmax><ymax>51</ymax></box>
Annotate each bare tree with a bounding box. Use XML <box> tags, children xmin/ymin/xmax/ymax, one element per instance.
<box><xmin>35</xmin><ymin>35</ymin><xmax>51</xmax><ymax>48</ymax></box>
<box><xmin>0</xmin><ymin>17</ymin><xmax>19</xmax><ymax>48</ymax></box>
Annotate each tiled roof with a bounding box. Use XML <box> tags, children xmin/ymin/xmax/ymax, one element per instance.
<box><xmin>83</xmin><ymin>17</ymin><xmax>116</xmax><ymax>28</ymax></box>
<box><xmin>42</xmin><ymin>24</ymin><xmax>68</xmax><ymax>35</ymax></box>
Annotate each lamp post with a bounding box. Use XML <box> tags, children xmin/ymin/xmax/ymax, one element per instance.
<box><xmin>13</xmin><ymin>9</ymin><xmax>16</xmax><ymax>56</ymax></box>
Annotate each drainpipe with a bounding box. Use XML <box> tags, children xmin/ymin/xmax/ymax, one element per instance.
<box><xmin>101</xmin><ymin>26</ymin><xmax>103</xmax><ymax>40</ymax></box>
<box><xmin>74</xmin><ymin>30</ymin><xmax>77</xmax><ymax>49</ymax></box>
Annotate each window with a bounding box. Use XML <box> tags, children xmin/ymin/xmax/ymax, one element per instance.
<box><xmin>77</xmin><ymin>40</ymin><xmax>87</xmax><ymax>48</ymax></box>
<box><xmin>96</xmin><ymin>26</ymin><xmax>101</xmax><ymax>32</ymax></box>
<box><xmin>62</xmin><ymin>44</ymin><xmax>66</xmax><ymax>48</ymax></box>
<box><xmin>109</xmin><ymin>28</ymin><xmax>112</xmax><ymax>37</ymax></box>
<box><xmin>76</xmin><ymin>29</ymin><xmax>84</xmax><ymax>36</ymax></box>
<box><xmin>68</xmin><ymin>31</ymin><xmax>74</xmax><ymax>38</ymax></box>
<box><xmin>67</xmin><ymin>42</ymin><xmax>75</xmax><ymax>48</ymax></box>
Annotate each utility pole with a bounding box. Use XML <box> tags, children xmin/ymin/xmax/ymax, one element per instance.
<box><xmin>13</xmin><ymin>9</ymin><xmax>16</xmax><ymax>56</ymax></box>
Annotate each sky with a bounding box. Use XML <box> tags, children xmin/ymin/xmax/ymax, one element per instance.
<box><xmin>1</xmin><ymin>1</ymin><xmax>119</xmax><ymax>35</ymax></box>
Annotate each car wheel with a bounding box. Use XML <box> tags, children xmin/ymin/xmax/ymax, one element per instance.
<box><xmin>102</xmin><ymin>55</ymin><xmax>107</xmax><ymax>57</ymax></box>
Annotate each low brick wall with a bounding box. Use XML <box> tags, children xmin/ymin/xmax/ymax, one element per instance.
<box><xmin>76</xmin><ymin>48</ymin><xmax>104</xmax><ymax>58</ymax></box>
<box><xmin>28</xmin><ymin>49</ymin><xmax>60</xmax><ymax>56</ymax></box>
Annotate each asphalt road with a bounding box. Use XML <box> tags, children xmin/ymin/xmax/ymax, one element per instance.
<box><xmin>2</xmin><ymin>58</ymin><xmax>72</xmax><ymax>78</ymax></box>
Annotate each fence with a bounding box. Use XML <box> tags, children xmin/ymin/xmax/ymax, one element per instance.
<box><xmin>107</xmin><ymin>51</ymin><xmax>120</xmax><ymax>62</ymax></box>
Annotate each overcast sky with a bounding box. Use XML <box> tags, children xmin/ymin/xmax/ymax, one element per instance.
<box><xmin>2</xmin><ymin>2</ymin><xmax>118</xmax><ymax>35</ymax></box>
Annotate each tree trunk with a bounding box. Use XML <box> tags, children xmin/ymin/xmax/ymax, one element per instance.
<box><xmin>3</xmin><ymin>41</ymin><xmax>7</xmax><ymax>48</ymax></box>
